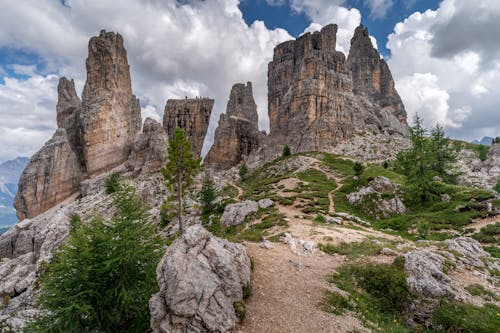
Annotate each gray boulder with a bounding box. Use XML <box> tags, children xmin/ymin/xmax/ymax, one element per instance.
<box><xmin>221</xmin><ymin>200</ymin><xmax>259</xmax><ymax>227</ymax></box>
<box><xmin>149</xmin><ymin>225</ymin><xmax>251</xmax><ymax>333</ymax></box>
<box><xmin>258</xmin><ymin>198</ymin><xmax>274</xmax><ymax>209</ymax></box>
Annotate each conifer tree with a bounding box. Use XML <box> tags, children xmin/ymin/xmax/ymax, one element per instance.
<box><xmin>162</xmin><ymin>127</ymin><xmax>200</xmax><ymax>233</ymax></box>
<box><xmin>200</xmin><ymin>173</ymin><xmax>216</xmax><ymax>214</ymax></box>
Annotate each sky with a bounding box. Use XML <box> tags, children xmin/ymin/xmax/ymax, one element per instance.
<box><xmin>0</xmin><ymin>0</ymin><xmax>499</xmax><ymax>162</ymax></box>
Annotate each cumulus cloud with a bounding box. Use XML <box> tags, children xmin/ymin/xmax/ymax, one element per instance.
<box><xmin>0</xmin><ymin>0</ymin><xmax>292</xmax><ymax>161</ymax></box>
<box><xmin>363</xmin><ymin>0</ymin><xmax>394</xmax><ymax>19</ymax></box>
<box><xmin>387</xmin><ymin>0</ymin><xmax>500</xmax><ymax>140</ymax></box>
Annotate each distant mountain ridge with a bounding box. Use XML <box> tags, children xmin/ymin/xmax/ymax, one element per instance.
<box><xmin>471</xmin><ymin>136</ymin><xmax>497</xmax><ymax>146</ymax></box>
<box><xmin>0</xmin><ymin>157</ymin><xmax>29</xmax><ymax>234</ymax></box>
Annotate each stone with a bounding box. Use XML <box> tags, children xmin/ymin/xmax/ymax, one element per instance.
<box><xmin>205</xmin><ymin>82</ymin><xmax>262</xmax><ymax>170</ymax></box>
<box><xmin>346</xmin><ymin>25</ymin><xmax>408</xmax><ymax>131</ymax></box>
<box><xmin>14</xmin><ymin>129</ymin><xmax>83</xmax><ymax>220</ymax></box>
<box><xmin>258</xmin><ymin>198</ymin><xmax>274</xmax><ymax>209</ymax></box>
<box><xmin>444</xmin><ymin>237</ymin><xmax>489</xmax><ymax>268</ymax></box>
<box><xmin>221</xmin><ymin>200</ymin><xmax>259</xmax><ymax>227</ymax></box>
<box><xmin>441</xmin><ymin>194</ymin><xmax>451</xmax><ymax>202</ymax></box>
<box><xmin>267</xmin><ymin>24</ymin><xmax>409</xmax><ymax>153</ymax></box>
<box><xmin>80</xmin><ymin>30</ymin><xmax>142</xmax><ymax>176</ymax></box>
<box><xmin>149</xmin><ymin>225</ymin><xmax>251</xmax><ymax>333</ymax></box>
<box><xmin>127</xmin><ymin>118</ymin><xmax>168</xmax><ymax>175</ymax></box>
<box><xmin>163</xmin><ymin>98</ymin><xmax>214</xmax><ymax>157</ymax></box>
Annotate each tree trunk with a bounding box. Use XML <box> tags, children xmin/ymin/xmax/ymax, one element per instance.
<box><xmin>178</xmin><ymin>172</ymin><xmax>183</xmax><ymax>234</ymax></box>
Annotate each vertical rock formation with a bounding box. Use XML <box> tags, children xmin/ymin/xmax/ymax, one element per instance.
<box><xmin>267</xmin><ymin>24</ymin><xmax>408</xmax><ymax>152</ymax></box>
<box><xmin>14</xmin><ymin>30</ymin><xmax>151</xmax><ymax>220</ymax></box>
<box><xmin>14</xmin><ymin>129</ymin><xmax>83</xmax><ymax>220</ymax></box>
<box><xmin>346</xmin><ymin>25</ymin><xmax>407</xmax><ymax>129</ymax></box>
<box><xmin>163</xmin><ymin>98</ymin><xmax>214</xmax><ymax>157</ymax></box>
<box><xmin>205</xmin><ymin>82</ymin><xmax>262</xmax><ymax>170</ymax></box>
<box><xmin>127</xmin><ymin>118</ymin><xmax>168</xmax><ymax>175</ymax></box>
<box><xmin>80</xmin><ymin>30</ymin><xmax>142</xmax><ymax>176</ymax></box>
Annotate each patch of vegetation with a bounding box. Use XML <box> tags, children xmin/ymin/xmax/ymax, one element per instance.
<box><xmin>353</xmin><ymin>162</ymin><xmax>364</xmax><ymax>176</ymax></box>
<box><xmin>319</xmin><ymin>240</ymin><xmax>383</xmax><ymax>259</ymax></box>
<box><xmin>484</xmin><ymin>245</ymin><xmax>500</xmax><ymax>258</ymax></box>
<box><xmin>26</xmin><ymin>185</ymin><xmax>163</xmax><ymax>332</ymax></box>
<box><xmin>239</xmin><ymin>163</ymin><xmax>249</xmax><ymax>179</ymax></box>
<box><xmin>199</xmin><ymin>174</ymin><xmax>216</xmax><ymax>214</ymax></box>
<box><xmin>282</xmin><ymin>144</ymin><xmax>291</xmax><ymax>157</ymax></box>
<box><xmin>494</xmin><ymin>179</ymin><xmax>500</xmax><ymax>193</ymax></box>
<box><xmin>472</xmin><ymin>222</ymin><xmax>500</xmax><ymax>243</ymax></box>
<box><xmin>329</xmin><ymin>258</ymin><xmax>412</xmax><ymax>331</ymax></box>
<box><xmin>465</xmin><ymin>284</ymin><xmax>499</xmax><ymax>301</ymax></box>
<box><xmin>432</xmin><ymin>301</ymin><xmax>500</xmax><ymax>333</ymax></box>
<box><xmin>476</xmin><ymin>144</ymin><xmax>490</xmax><ymax>161</ymax></box>
<box><xmin>325</xmin><ymin>291</ymin><xmax>353</xmax><ymax>315</ymax></box>
<box><xmin>104</xmin><ymin>172</ymin><xmax>121</xmax><ymax>194</ymax></box>
<box><xmin>233</xmin><ymin>301</ymin><xmax>246</xmax><ymax>321</ymax></box>
<box><xmin>314</xmin><ymin>214</ymin><xmax>327</xmax><ymax>223</ymax></box>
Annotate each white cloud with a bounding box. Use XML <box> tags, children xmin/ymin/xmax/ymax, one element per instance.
<box><xmin>387</xmin><ymin>0</ymin><xmax>500</xmax><ymax>140</ymax></box>
<box><xmin>363</xmin><ymin>0</ymin><xmax>394</xmax><ymax>19</ymax></box>
<box><xmin>0</xmin><ymin>0</ymin><xmax>292</xmax><ymax>160</ymax></box>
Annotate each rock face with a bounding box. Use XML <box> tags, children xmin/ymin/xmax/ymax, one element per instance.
<box><xmin>163</xmin><ymin>98</ymin><xmax>214</xmax><ymax>157</ymax></box>
<box><xmin>221</xmin><ymin>200</ymin><xmax>259</xmax><ymax>227</ymax></box>
<box><xmin>14</xmin><ymin>31</ymin><xmax>155</xmax><ymax>220</ymax></box>
<box><xmin>127</xmin><ymin>118</ymin><xmax>168</xmax><ymax>175</ymax></box>
<box><xmin>267</xmin><ymin>24</ymin><xmax>409</xmax><ymax>152</ymax></box>
<box><xmin>14</xmin><ymin>129</ymin><xmax>83</xmax><ymax>220</ymax></box>
<box><xmin>149</xmin><ymin>225</ymin><xmax>251</xmax><ymax>333</ymax></box>
<box><xmin>205</xmin><ymin>82</ymin><xmax>262</xmax><ymax>170</ymax></box>
<box><xmin>346</xmin><ymin>25</ymin><xmax>407</xmax><ymax>127</ymax></box>
<box><xmin>456</xmin><ymin>143</ymin><xmax>500</xmax><ymax>189</ymax></box>
<box><xmin>80</xmin><ymin>30</ymin><xmax>142</xmax><ymax>176</ymax></box>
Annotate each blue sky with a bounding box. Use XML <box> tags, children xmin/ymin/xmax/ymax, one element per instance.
<box><xmin>239</xmin><ymin>0</ymin><xmax>441</xmax><ymax>56</ymax></box>
<box><xmin>0</xmin><ymin>0</ymin><xmax>500</xmax><ymax>163</ymax></box>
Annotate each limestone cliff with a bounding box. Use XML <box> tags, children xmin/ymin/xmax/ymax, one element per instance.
<box><xmin>205</xmin><ymin>82</ymin><xmax>262</xmax><ymax>170</ymax></box>
<box><xmin>80</xmin><ymin>30</ymin><xmax>142</xmax><ymax>176</ymax></box>
<box><xmin>163</xmin><ymin>98</ymin><xmax>214</xmax><ymax>157</ymax></box>
<box><xmin>267</xmin><ymin>24</ymin><xmax>409</xmax><ymax>152</ymax></box>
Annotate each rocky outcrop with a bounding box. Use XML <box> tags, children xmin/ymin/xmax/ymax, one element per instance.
<box><xmin>163</xmin><ymin>98</ymin><xmax>214</xmax><ymax>157</ymax></box>
<box><xmin>14</xmin><ymin>31</ymin><xmax>153</xmax><ymax>220</ymax></box>
<box><xmin>205</xmin><ymin>82</ymin><xmax>262</xmax><ymax>170</ymax></box>
<box><xmin>347</xmin><ymin>25</ymin><xmax>407</xmax><ymax>128</ymax></box>
<box><xmin>267</xmin><ymin>24</ymin><xmax>409</xmax><ymax>153</ymax></box>
<box><xmin>456</xmin><ymin>143</ymin><xmax>500</xmax><ymax>189</ymax></box>
<box><xmin>14</xmin><ymin>129</ymin><xmax>83</xmax><ymax>220</ymax></box>
<box><xmin>127</xmin><ymin>118</ymin><xmax>168</xmax><ymax>175</ymax></box>
<box><xmin>221</xmin><ymin>200</ymin><xmax>259</xmax><ymax>227</ymax></box>
<box><xmin>80</xmin><ymin>30</ymin><xmax>142</xmax><ymax>176</ymax></box>
<box><xmin>149</xmin><ymin>225</ymin><xmax>251</xmax><ymax>333</ymax></box>
<box><xmin>347</xmin><ymin>176</ymin><xmax>406</xmax><ymax>217</ymax></box>
<box><xmin>404</xmin><ymin>237</ymin><xmax>499</xmax><ymax>326</ymax></box>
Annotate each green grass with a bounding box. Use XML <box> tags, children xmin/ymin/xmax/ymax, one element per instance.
<box><xmin>432</xmin><ymin>301</ymin><xmax>500</xmax><ymax>333</ymax></box>
<box><xmin>484</xmin><ymin>245</ymin><xmax>500</xmax><ymax>258</ymax></box>
<box><xmin>329</xmin><ymin>258</ymin><xmax>412</xmax><ymax>332</ymax></box>
<box><xmin>465</xmin><ymin>284</ymin><xmax>499</xmax><ymax>301</ymax></box>
<box><xmin>472</xmin><ymin>222</ymin><xmax>500</xmax><ymax>244</ymax></box>
<box><xmin>318</xmin><ymin>240</ymin><xmax>383</xmax><ymax>259</ymax></box>
<box><xmin>325</xmin><ymin>291</ymin><xmax>353</xmax><ymax>315</ymax></box>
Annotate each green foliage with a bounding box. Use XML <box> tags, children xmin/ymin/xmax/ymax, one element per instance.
<box><xmin>282</xmin><ymin>144</ymin><xmax>291</xmax><ymax>157</ymax></box>
<box><xmin>159</xmin><ymin>198</ymin><xmax>177</xmax><ymax>228</ymax></box>
<box><xmin>472</xmin><ymin>222</ymin><xmax>500</xmax><ymax>243</ymax></box>
<box><xmin>318</xmin><ymin>240</ymin><xmax>383</xmax><ymax>259</ymax></box>
<box><xmin>382</xmin><ymin>160</ymin><xmax>389</xmax><ymax>169</ymax></box>
<box><xmin>326</xmin><ymin>291</ymin><xmax>353</xmax><ymax>315</ymax></box>
<box><xmin>395</xmin><ymin>118</ymin><xmax>457</xmax><ymax>205</ymax></box>
<box><xmin>162</xmin><ymin>127</ymin><xmax>200</xmax><ymax>233</ymax></box>
<box><xmin>433</xmin><ymin>301</ymin><xmax>500</xmax><ymax>332</ymax></box>
<box><xmin>26</xmin><ymin>186</ymin><xmax>163</xmax><ymax>333</ymax></box>
<box><xmin>330</xmin><ymin>259</ymin><xmax>411</xmax><ymax>331</ymax></box>
<box><xmin>417</xmin><ymin>220</ymin><xmax>430</xmax><ymax>239</ymax></box>
<box><xmin>465</xmin><ymin>284</ymin><xmax>499</xmax><ymax>301</ymax></box>
<box><xmin>239</xmin><ymin>163</ymin><xmax>249</xmax><ymax>179</ymax></box>
<box><xmin>353</xmin><ymin>162</ymin><xmax>364</xmax><ymax>176</ymax></box>
<box><xmin>314</xmin><ymin>214</ymin><xmax>327</xmax><ymax>223</ymax></box>
<box><xmin>104</xmin><ymin>172</ymin><xmax>121</xmax><ymax>194</ymax></box>
<box><xmin>494</xmin><ymin>179</ymin><xmax>500</xmax><ymax>193</ymax></box>
<box><xmin>200</xmin><ymin>174</ymin><xmax>216</xmax><ymax>214</ymax></box>
<box><xmin>477</xmin><ymin>144</ymin><xmax>490</xmax><ymax>161</ymax></box>
<box><xmin>494</xmin><ymin>137</ymin><xmax>500</xmax><ymax>144</ymax></box>
<box><xmin>484</xmin><ymin>245</ymin><xmax>500</xmax><ymax>258</ymax></box>
<box><xmin>233</xmin><ymin>301</ymin><xmax>246</xmax><ymax>321</ymax></box>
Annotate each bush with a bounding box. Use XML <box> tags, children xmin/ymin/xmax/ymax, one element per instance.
<box><xmin>353</xmin><ymin>162</ymin><xmax>364</xmax><ymax>176</ymax></box>
<box><xmin>326</xmin><ymin>291</ymin><xmax>353</xmax><ymax>315</ymax></box>
<box><xmin>494</xmin><ymin>179</ymin><xmax>500</xmax><ymax>193</ymax></box>
<box><xmin>383</xmin><ymin>161</ymin><xmax>389</xmax><ymax>169</ymax></box>
<box><xmin>26</xmin><ymin>186</ymin><xmax>163</xmax><ymax>333</ymax></box>
<box><xmin>282</xmin><ymin>145</ymin><xmax>291</xmax><ymax>157</ymax></box>
<box><xmin>239</xmin><ymin>164</ymin><xmax>248</xmax><ymax>180</ymax></box>
<box><xmin>477</xmin><ymin>144</ymin><xmax>489</xmax><ymax>161</ymax></box>
<box><xmin>200</xmin><ymin>174</ymin><xmax>216</xmax><ymax>214</ymax></box>
<box><xmin>314</xmin><ymin>214</ymin><xmax>327</xmax><ymax>223</ymax></box>
<box><xmin>104</xmin><ymin>172</ymin><xmax>121</xmax><ymax>194</ymax></box>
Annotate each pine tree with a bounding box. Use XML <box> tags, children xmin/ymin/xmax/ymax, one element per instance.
<box><xmin>429</xmin><ymin>124</ymin><xmax>457</xmax><ymax>183</ymax></box>
<box><xmin>239</xmin><ymin>163</ymin><xmax>249</xmax><ymax>180</ymax></box>
<box><xmin>162</xmin><ymin>127</ymin><xmax>200</xmax><ymax>233</ymax></box>
<box><xmin>282</xmin><ymin>145</ymin><xmax>291</xmax><ymax>157</ymax></box>
<box><xmin>200</xmin><ymin>173</ymin><xmax>216</xmax><ymax>214</ymax></box>
<box><xmin>27</xmin><ymin>185</ymin><xmax>163</xmax><ymax>332</ymax></box>
<box><xmin>353</xmin><ymin>162</ymin><xmax>364</xmax><ymax>176</ymax></box>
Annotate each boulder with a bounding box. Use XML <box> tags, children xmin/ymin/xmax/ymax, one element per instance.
<box><xmin>163</xmin><ymin>98</ymin><xmax>214</xmax><ymax>157</ymax></box>
<box><xmin>221</xmin><ymin>200</ymin><xmax>259</xmax><ymax>227</ymax></box>
<box><xmin>149</xmin><ymin>225</ymin><xmax>251</xmax><ymax>333</ymax></box>
<box><xmin>258</xmin><ymin>198</ymin><xmax>274</xmax><ymax>209</ymax></box>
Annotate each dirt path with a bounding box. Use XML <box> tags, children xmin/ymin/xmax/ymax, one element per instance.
<box><xmin>231</xmin><ymin>182</ymin><xmax>244</xmax><ymax>200</ymax></box>
<box><xmin>237</xmin><ymin>242</ymin><xmax>368</xmax><ymax>333</ymax></box>
<box><xmin>468</xmin><ymin>215</ymin><xmax>500</xmax><ymax>231</ymax></box>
